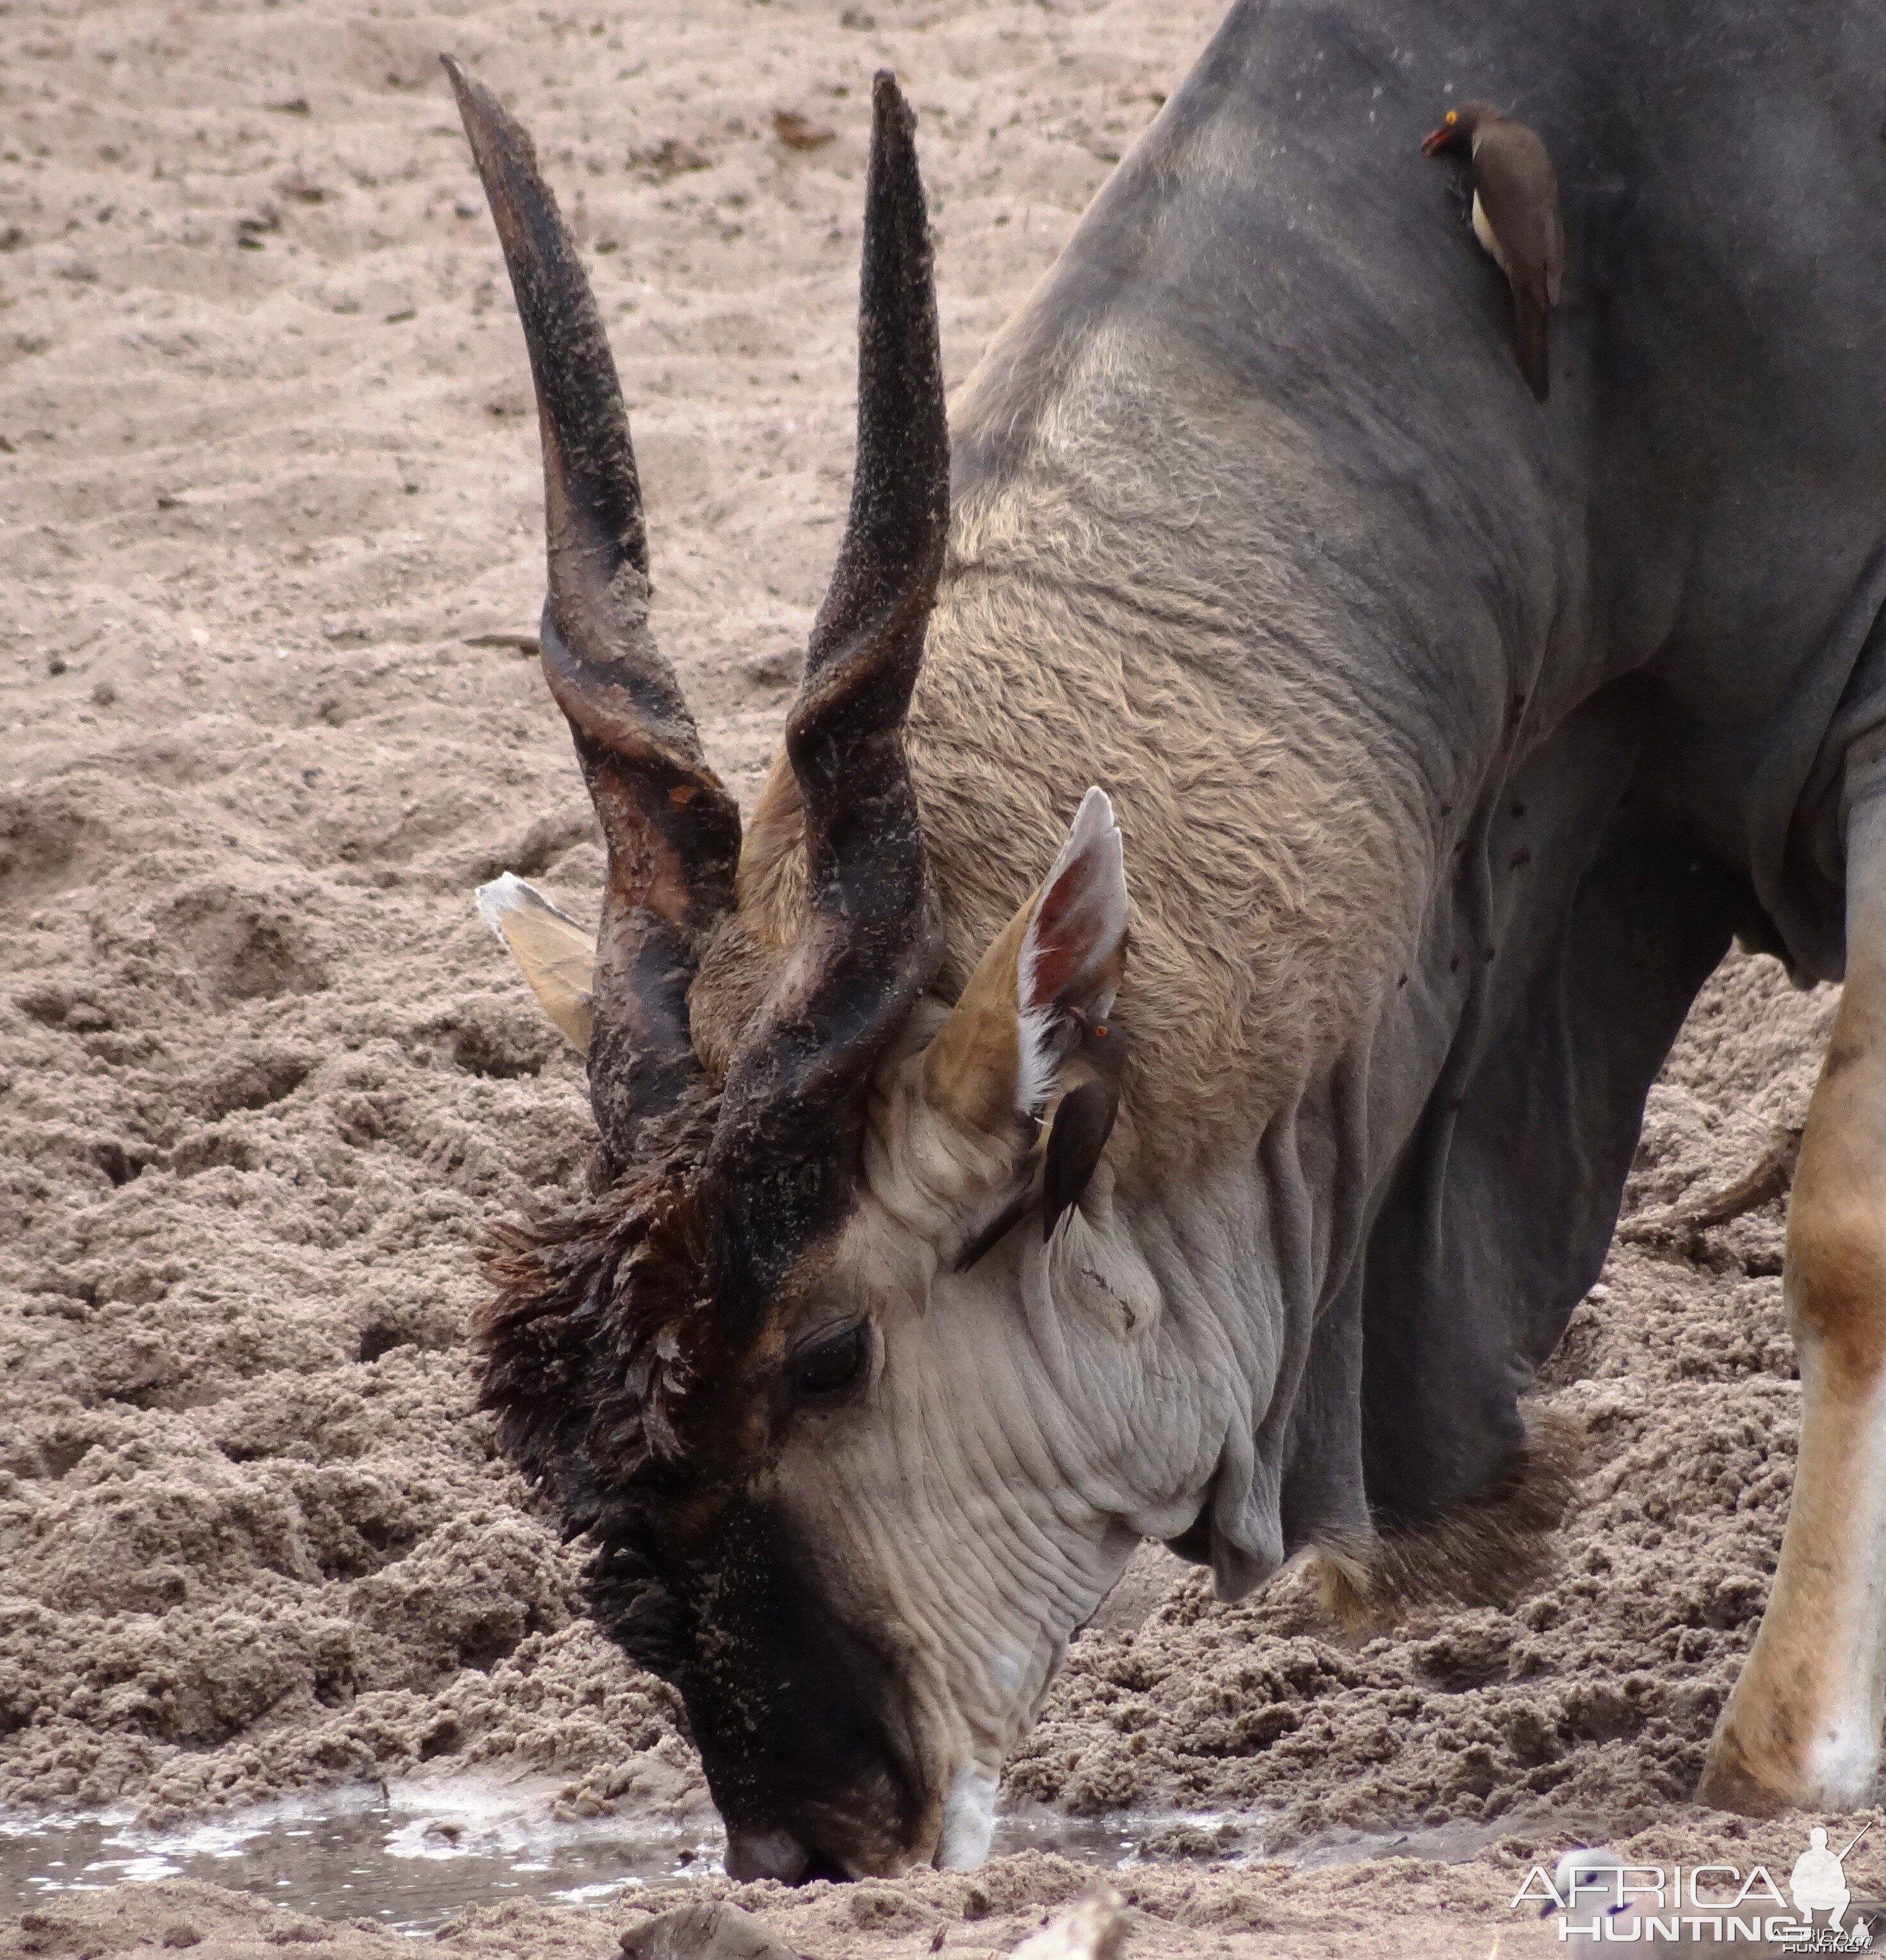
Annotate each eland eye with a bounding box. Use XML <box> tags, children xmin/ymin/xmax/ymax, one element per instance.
<box><xmin>794</xmin><ymin>1325</ymin><xmax>868</xmax><ymax>1400</ymax></box>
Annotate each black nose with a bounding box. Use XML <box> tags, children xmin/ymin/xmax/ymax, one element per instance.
<box><xmin>724</xmin><ymin>1826</ymin><xmax>809</xmax><ymax>1884</ymax></box>
<box><xmin>722</xmin><ymin>1827</ymin><xmax>854</xmax><ymax>1886</ymax></box>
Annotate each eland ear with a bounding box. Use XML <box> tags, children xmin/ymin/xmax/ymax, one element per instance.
<box><xmin>1014</xmin><ymin>786</ymin><xmax>1126</xmax><ymax>1110</ymax></box>
<box><xmin>923</xmin><ymin>788</ymin><xmax>1128</xmax><ymax>1143</ymax></box>
<box><xmin>476</xmin><ymin>873</ymin><xmax>597</xmax><ymax>1054</ymax></box>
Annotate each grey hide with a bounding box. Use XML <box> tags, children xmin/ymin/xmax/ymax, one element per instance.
<box><xmin>941</xmin><ymin>0</ymin><xmax>1886</xmax><ymax>1540</ymax></box>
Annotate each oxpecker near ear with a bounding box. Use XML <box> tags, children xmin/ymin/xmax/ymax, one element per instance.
<box><xmin>925</xmin><ymin>788</ymin><xmax>1129</xmax><ymax>1142</ymax></box>
<box><xmin>1043</xmin><ymin>1077</ymin><xmax>1119</xmax><ymax>1241</ymax></box>
<box><xmin>476</xmin><ymin>872</ymin><xmax>598</xmax><ymax>1054</ymax></box>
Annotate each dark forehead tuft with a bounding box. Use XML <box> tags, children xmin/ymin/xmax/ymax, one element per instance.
<box><xmin>473</xmin><ymin>1075</ymin><xmax>855</xmax><ymax>1530</ymax></box>
<box><xmin>475</xmin><ymin>1085</ymin><xmax>723</xmax><ymax>1520</ymax></box>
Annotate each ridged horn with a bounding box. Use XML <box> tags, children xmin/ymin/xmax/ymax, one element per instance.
<box><xmin>711</xmin><ymin>72</ymin><xmax>948</xmax><ymax>1232</ymax></box>
<box><xmin>445</xmin><ymin>56</ymin><xmax>740</xmax><ymax>1169</ymax></box>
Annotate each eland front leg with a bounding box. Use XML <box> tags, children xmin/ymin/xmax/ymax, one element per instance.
<box><xmin>1700</xmin><ymin>787</ymin><xmax>1886</xmax><ymax>1814</ymax></box>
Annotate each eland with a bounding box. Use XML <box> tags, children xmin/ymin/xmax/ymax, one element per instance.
<box><xmin>446</xmin><ymin>0</ymin><xmax>1886</xmax><ymax>1879</ymax></box>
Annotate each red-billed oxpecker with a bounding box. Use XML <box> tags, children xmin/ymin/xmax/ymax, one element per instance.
<box><xmin>1422</xmin><ymin>101</ymin><xmax>1564</xmax><ymax>401</ymax></box>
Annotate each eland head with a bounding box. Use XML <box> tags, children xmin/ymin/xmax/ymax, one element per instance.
<box><xmin>448</xmin><ymin>60</ymin><xmax>1146</xmax><ymax>1881</ymax></box>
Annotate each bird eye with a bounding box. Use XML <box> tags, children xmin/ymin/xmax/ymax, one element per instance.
<box><xmin>794</xmin><ymin>1325</ymin><xmax>868</xmax><ymax>1400</ymax></box>
<box><xmin>1445</xmin><ymin>110</ymin><xmax>1458</xmax><ymax>124</ymax></box>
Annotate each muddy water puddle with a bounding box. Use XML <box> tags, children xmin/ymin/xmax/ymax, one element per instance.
<box><xmin>0</xmin><ymin>1781</ymin><xmax>1556</xmax><ymax>1933</ymax></box>
<box><xmin>1</xmin><ymin>1780</ymin><xmax>696</xmax><ymax>1932</ymax></box>
<box><xmin>2</xmin><ymin>1781</ymin><xmax>1156</xmax><ymax>1932</ymax></box>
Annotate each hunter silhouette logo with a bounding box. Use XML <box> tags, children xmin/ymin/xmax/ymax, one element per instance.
<box><xmin>1513</xmin><ymin>1827</ymin><xmax>1878</xmax><ymax>1947</ymax></box>
<box><xmin>1789</xmin><ymin>1827</ymin><xmax>1873</xmax><ymax>1950</ymax></box>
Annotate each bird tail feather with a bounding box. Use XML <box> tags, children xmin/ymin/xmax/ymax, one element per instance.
<box><xmin>1511</xmin><ymin>291</ymin><xmax>1550</xmax><ymax>402</ymax></box>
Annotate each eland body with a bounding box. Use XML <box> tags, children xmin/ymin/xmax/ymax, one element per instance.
<box><xmin>450</xmin><ymin>0</ymin><xmax>1886</xmax><ymax>1880</ymax></box>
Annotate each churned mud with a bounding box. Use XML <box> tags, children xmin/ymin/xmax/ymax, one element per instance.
<box><xmin>1</xmin><ymin>0</ymin><xmax>1877</xmax><ymax>1952</ymax></box>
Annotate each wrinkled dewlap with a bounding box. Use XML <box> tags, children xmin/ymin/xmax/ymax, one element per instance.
<box><xmin>0</xmin><ymin>0</ymin><xmax>1861</xmax><ymax>1934</ymax></box>
<box><xmin>1006</xmin><ymin>952</ymin><xmax>1832</xmax><ymax>1845</ymax></box>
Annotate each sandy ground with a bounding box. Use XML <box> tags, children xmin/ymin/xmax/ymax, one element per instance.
<box><xmin>1</xmin><ymin>0</ymin><xmax>1879</xmax><ymax>1953</ymax></box>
